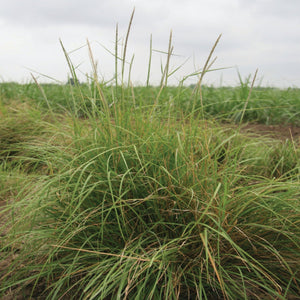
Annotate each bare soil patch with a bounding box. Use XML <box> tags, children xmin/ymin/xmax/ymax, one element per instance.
<box><xmin>241</xmin><ymin>123</ymin><xmax>300</xmax><ymax>141</ymax></box>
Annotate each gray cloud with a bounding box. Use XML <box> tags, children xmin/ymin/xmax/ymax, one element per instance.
<box><xmin>0</xmin><ymin>0</ymin><xmax>135</xmax><ymax>27</ymax></box>
<box><xmin>239</xmin><ymin>0</ymin><xmax>300</xmax><ymax>18</ymax></box>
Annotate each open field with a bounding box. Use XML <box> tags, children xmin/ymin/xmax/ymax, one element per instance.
<box><xmin>0</xmin><ymin>26</ymin><xmax>300</xmax><ymax>299</ymax></box>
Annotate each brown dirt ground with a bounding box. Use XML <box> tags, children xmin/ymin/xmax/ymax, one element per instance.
<box><xmin>240</xmin><ymin>123</ymin><xmax>300</xmax><ymax>142</ymax></box>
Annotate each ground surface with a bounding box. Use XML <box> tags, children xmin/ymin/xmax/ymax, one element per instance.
<box><xmin>241</xmin><ymin>123</ymin><xmax>300</xmax><ymax>141</ymax></box>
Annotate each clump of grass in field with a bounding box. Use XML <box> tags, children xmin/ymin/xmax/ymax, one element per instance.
<box><xmin>0</xmin><ymin>102</ymin><xmax>44</xmax><ymax>167</ymax></box>
<box><xmin>1</xmin><ymin>112</ymin><xmax>300</xmax><ymax>299</ymax></box>
<box><xmin>1</xmin><ymin>13</ymin><xmax>300</xmax><ymax>299</ymax></box>
<box><xmin>0</xmin><ymin>100</ymin><xmax>74</xmax><ymax>174</ymax></box>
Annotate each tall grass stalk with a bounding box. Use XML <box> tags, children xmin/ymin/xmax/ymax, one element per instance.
<box><xmin>160</xmin><ymin>30</ymin><xmax>173</xmax><ymax>87</ymax></box>
<box><xmin>86</xmin><ymin>39</ymin><xmax>109</xmax><ymax>115</ymax></box>
<box><xmin>146</xmin><ymin>34</ymin><xmax>153</xmax><ymax>87</ymax></box>
<box><xmin>239</xmin><ymin>68</ymin><xmax>258</xmax><ymax>125</ymax></box>
<box><xmin>115</xmin><ymin>23</ymin><xmax>119</xmax><ymax>90</ymax></box>
<box><xmin>121</xmin><ymin>8</ymin><xmax>135</xmax><ymax>89</ymax></box>
<box><xmin>127</xmin><ymin>54</ymin><xmax>135</xmax><ymax>89</ymax></box>
<box><xmin>30</xmin><ymin>73</ymin><xmax>54</xmax><ymax>119</ymax></box>
<box><xmin>59</xmin><ymin>39</ymin><xmax>86</xmax><ymax>119</ymax></box>
<box><xmin>151</xmin><ymin>30</ymin><xmax>174</xmax><ymax>116</ymax></box>
<box><xmin>59</xmin><ymin>39</ymin><xmax>80</xmax><ymax>87</ymax></box>
<box><xmin>192</xmin><ymin>34</ymin><xmax>222</xmax><ymax>116</ymax></box>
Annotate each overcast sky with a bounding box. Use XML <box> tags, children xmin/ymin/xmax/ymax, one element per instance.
<box><xmin>1</xmin><ymin>0</ymin><xmax>299</xmax><ymax>87</ymax></box>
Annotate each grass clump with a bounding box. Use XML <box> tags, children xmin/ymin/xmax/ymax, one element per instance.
<box><xmin>0</xmin><ymin>102</ymin><xmax>45</xmax><ymax>170</ymax></box>
<box><xmin>1</xmin><ymin>113</ymin><xmax>300</xmax><ymax>299</ymax></box>
<box><xmin>0</xmin><ymin>100</ymin><xmax>70</xmax><ymax>174</ymax></box>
